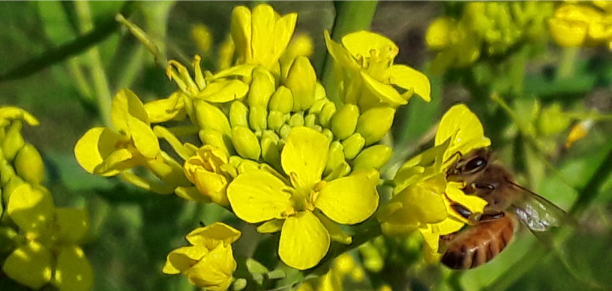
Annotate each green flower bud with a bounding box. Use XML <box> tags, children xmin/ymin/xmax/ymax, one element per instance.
<box><xmin>331</xmin><ymin>104</ymin><xmax>359</xmax><ymax>140</ymax></box>
<box><xmin>353</xmin><ymin>145</ymin><xmax>392</xmax><ymax>171</ymax></box>
<box><xmin>2</xmin><ymin>121</ymin><xmax>25</xmax><ymax>162</ymax></box>
<box><xmin>305</xmin><ymin>114</ymin><xmax>317</xmax><ymax>128</ymax></box>
<box><xmin>2</xmin><ymin>176</ymin><xmax>24</xmax><ymax>205</ymax></box>
<box><xmin>194</xmin><ymin>100</ymin><xmax>231</xmax><ymax>136</ymax></box>
<box><xmin>269</xmin><ymin>86</ymin><xmax>293</xmax><ymax>114</ymax></box>
<box><xmin>537</xmin><ymin>103</ymin><xmax>571</xmax><ymax>136</ymax></box>
<box><xmin>0</xmin><ymin>158</ymin><xmax>16</xmax><ymax>185</ymax></box>
<box><xmin>315</xmin><ymin>82</ymin><xmax>326</xmax><ymax>101</ymax></box>
<box><xmin>289</xmin><ymin>112</ymin><xmax>304</xmax><ymax>127</ymax></box>
<box><xmin>232</xmin><ymin>126</ymin><xmax>261</xmax><ymax>160</ymax></box>
<box><xmin>249</xmin><ymin>105</ymin><xmax>268</xmax><ymax>133</ymax></box>
<box><xmin>279</xmin><ymin>124</ymin><xmax>292</xmax><ymax>140</ymax></box>
<box><xmin>342</xmin><ymin>132</ymin><xmax>366</xmax><ymax>160</ymax></box>
<box><xmin>356</xmin><ymin>107</ymin><xmax>395</xmax><ymax>145</ymax></box>
<box><xmin>230</xmin><ymin>100</ymin><xmax>249</xmax><ymax>128</ymax></box>
<box><xmin>198</xmin><ymin>129</ymin><xmax>233</xmax><ymax>156</ymax></box>
<box><xmin>319</xmin><ymin>102</ymin><xmax>336</xmax><ymax>128</ymax></box>
<box><xmin>262</xmin><ymin>130</ymin><xmax>280</xmax><ymax>143</ymax></box>
<box><xmin>248</xmin><ymin>67</ymin><xmax>276</xmax><ymax>108</ymax></box>
<box><xmin>261</xmin><ymin>137</ymin><xmax>281</xmax><ymax>169</ymax></box>
<box><xmin>308</xmin><ymin>99</ymin><xmax>327</xmax><ymax>115</ymax></box>
<box><xmin>286</xmin><ymin>56</ymin><xmax>316</xmax><ymax>112</ymax></box>
<box><xmin>325</xmin><ymin>141</ymin><xmax>345</xmax><ymax>176</ymax></box>
<box><xmin>14</xmin><ymin>143</ymin><xmax>44</xmax><ymax>185</ymax></box>
<box><xmin>322</xmin><ymin>129</ymin><xmax>333</xmax><ymax>143</ymax></box>
<box><xmin>267</xmin><ymin>110</ymin><xmax>286</xmax><ymax>131</ymax></box>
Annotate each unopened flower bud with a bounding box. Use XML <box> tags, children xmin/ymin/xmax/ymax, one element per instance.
<box><xmin>342</xmin><ymin>133</ymin><xmax>365</xmax><ymax>160</ymax></box>
<box><xmin>249</xmin><ymin>105</ymin><xmax>268</xmax><ymax>133</ymax></box>
<box><xmin>2</xmin><ymin>176</ymin><xmax>24</xmax><ymax>204</ymax></box>
<box><xmin>198</xmin><ymin>129</ymin><xmax>232</xmax><ymax>156</ymax></box>
<box><xmin>269</xmin><ymin>86</ymin><xmax>293</xmax><ymax>114</ymax></box>
<box><xmin>319</xmin><ymin>102</ymin><xmax>336</xmax><ymax>128</ymax></box>
<box><xmin>322</xmin><ymin>129</ymin><xmax>334</xmax><ymax>143</ymax></box>
<box><xmin>537</xmin><ymin>103</ymin><xmax>571</xmax><ymax>136</ymax></box>
<box><xmin>1</xmin><ymin>158</ymin><xmax>16</xmax><ymax>185</ymax></box>
<box><xmin>267</xmin><ymin>110</ymin><xmax>286</xmax><ymax>131</ymax></box>
<box><xmin>356</xmin><ymin>107</ymin><xmax>395</xmax><ymax>145</ymax></box>
<box><xmin>230</xmin><ymin>100</ymin><xmax>249</xmax><ymax>128</ymax></box>
<box><xmin>289</xmin><ymin>112</ymin><xmax>304</xmax><ymax>127</ymax></box>
<box><xmin>14</xmin><ymin>143</ymin><xmax>44</xmax><ymax>184</ymax></box>
<box><xmin>325</xmin><ymin>141</ymin><xmax>345</xmax><ymax>176</ymax></box>
<box><xmin>2</xmin><ymin>121</ymin><xmax>25</xmax><ymax>162</ymax></box>
<box><xmin>285</xmin><ymin>56</ymin><xmax>316</xmax><ymax>112</ymax></box>
<box><xmin>232</xmin><ymin>126</ymin><xmax>261</xmax><ymax>160</ymax></box>
<box><xmin>331</xmin><ymin>104</ymin><xmax>359</xmax><ymax>140</ymax></box>
<box><xmin>353</xmin><ymin>145</ymin><xmax>392</xmax><ymax>171</ymax></box>
<box><xmin>194</xmin><ymin>101</ymin><xmax>231</xmax><ymax>136</ymax></box>
<box><xmin>261</xmin><ymin>137</ymin><xmax>281</xmax><ymax>168</ymax></box>
<box><xmin>248</xmin><ymin>67</ymin><xmax>276</xmax><ymax>108</ymax></box>
<box><xmin>279</xmin><ymin>124</ymin><xmax>292</xmax><ymax>140</ymax></box>
<box><xmin>305</xmin><ymin>114</ymin><xmax>317</xmax><ymax>128</ymax></box>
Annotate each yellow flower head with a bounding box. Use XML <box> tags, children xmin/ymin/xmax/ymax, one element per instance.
<box><xmin>548</xmin><ymin>3</ymin><xmax>612</xmax><ymax>50</ymax></box>
<box><xmin>184</xmin><ymin>145</ymin><xmax>236</xmax><ymax>205</ymax></box>
<box><xmin>3</xmin><ymin>183</ymin><xmax>92</xmax><ymax>291</ymax></box>
<box><xmin>325</xmin><ymin>30</ymin><xmax>431</xmax><ymax>111</ymax></box>
<box><xmin>380</xmin><ymin>104</ymin><xmax>489</xmax><ymax>261</ymax></box>
<box><xmin>163</xmin><ymin>222</ymin><xmax>241</xmax><ymax>291</ymax></box>
<box><xmin>231</xmin><ymin>4</ymin><xmax>298</xmax><ymax>70</ymax></box>
<box><xmin>227</xmin><ymin>127</ymin><xmax>379</xmax><ymax>270</ymax></box>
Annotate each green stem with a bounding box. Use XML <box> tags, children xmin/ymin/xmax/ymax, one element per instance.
<box><xmin>0</xmin><ymin>2</ymin><xmax>136</xmax><ymax>83</ymax></box>
<box><xmin>321</xmin><ymin>1</ymin><xmax>378</xmax><ymax>105</ymax></box>
<box><xmin>557</xmin><ymin>47</ymin><xmax>579</xmax><ymax>80</ymax></box>
<box><xmin>75</xmin><ymin>1</ymin><xmax>113</xmax><ymax>128</ymax></box>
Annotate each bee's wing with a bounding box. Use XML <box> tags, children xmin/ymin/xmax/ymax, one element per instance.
<box><xmin>509</xmin><ymin>183</ymin><xmax>576</xmax><ymax>232</ymax></box>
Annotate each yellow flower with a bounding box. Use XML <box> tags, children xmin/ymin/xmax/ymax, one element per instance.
<box><xmin>231</xmin><ymin>4</ymin><xmax>298</xmax><ymax>70</ymax></box>
<box><xmin>184</xmin><ymin>145</ymin><xmax>236</xmax><ymax>205</ymax></box>
<box><xmin>325</xmin><ymin>30</ymin><xmax>431</xmax><ymax>111</ymax></box>
<box><xmin>163</xmin><ymin>222</ymin><xmax>241</xmax><ymax>291</ymax></box>
<box><xmin>3</xmin><ymin>183</ymin><xmax>92</xmax><ymax>291</ymax></box>
<box><xmin>74</xmin><ymin>89</ymin><xmax>159</xmax><ymax>176</ymax></box>
<box><xmin>227</xmin><ymin>126</ymin><xmax>379</xmax><ymax>270</ymax></box>
<box><xmin>380</xmin><ymin>104</ymin><xmax>489</xmax><ymax>261</ymax></box>
<box><xmin>548</xmin><ymin>3</ymin><xmax>612</xmax><ymax>49</ymax></box>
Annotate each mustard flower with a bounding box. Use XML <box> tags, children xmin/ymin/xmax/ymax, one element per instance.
<box><xmin>231</xmin><ymin>4</ymin><xmax>297</xmax><ymax>70</ymax></box>
<box><xmin>325</xmin><ymin>30</ymin><xmax>431</xmax><ymax>111</ymax></box>
<box><xmin>227</xmin><ymin>126</ymin><xmax>379</xmax><ymax>270</ymax></box>
<box><xmin>183</xmin><ymin>145</ymin><xmax>236</xmax><ymax>205</ymax></box>
<box><xmin>163</xmin><ymin>222</ymin><xmax>241</xmax><ymax>291</ymax></box>
<box><xmin>548</xmin><ymin>3</ymin><xmax>612</xmax><ymax>50</ymax></box>
<box><xmin>380</xmin><ymin>104</ymin><xmax>489</xmax><ymax>261</ymax></box>
<box><xmin>3</xmin><ymin>183</ymin><xmax>92</xmax><ymax>291</ymax></box>
<box><xmin>74</xmin><ymin>89</ymin><xmax>190</xmax><ymax>194</ymax></box>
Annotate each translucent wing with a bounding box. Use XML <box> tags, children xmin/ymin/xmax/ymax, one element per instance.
<box><xmin>509</xmin><ymin>183</ymin><xmax>576</xmax><ymax>232</ymax></box>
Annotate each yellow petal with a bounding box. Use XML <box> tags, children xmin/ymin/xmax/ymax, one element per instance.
<box><xmin>163</xmin><ymin>245</ymin><xmax>209</xmax><ymax>274</ymax></box>
<box><xmin>3</xmin><ymin>241</ymin><xmax>53</xmax><ymax>289</ymax></box>
<box><xmin>341</xmin><ymin>31</ymin><xmax>398</xmax><ymax>59</ymax></box>
<box><xmin>52</xmin><ymin>246</ymin><xmax>93</xmax><ymax>291</ymax></box>
<box><xmin>315</xmin><ymin>212</ymin><xmax>352</xmax><ymax>244</ymax></box>
<box><xmin>227</xmin><ymin>170</ymin><xmax>293</xmax><ymax>223</ymax></box>
<box><xmin>7</xmin><ymin>184</ymin><xmax>54</xmax><ymax>233</ymax></box>
<box><xmin>279</xmin><ymin>211</ymin><xmax>330</xmax><ymax>270</ymax></box>
<box><xmin>127</xmin><ymin>115</ymin><xmax>160</xmax><ymax>159</ymax></box>
<box><xmin>231</xmin><ymin>6</ymin><xmax>253</xmax><ymax>63</ymax></box>
<box><xmin>323</xmin><ymin>31</ymin><xmax>360</xmax><ymax>70</ymax></box>
<box><xmin>186</xmin><ymin>222</ymin><xmax>242</xmax><ymax>248</ymax></box>
<box><xmin>444</xmin><ymin>182</ymin><xmax>487</xmax><ymax>222</ymax></box>
<box><xmin>281</xmin><ymin>127</ymin><xmax>329</xmax><ymax>192</ymax></box>
<box><xmin>315</xmin><ymin>175</ymin><xmax>378</xmax><ymax>224</ymax></box>
<box><xmin>111</xmin><ymin>89</ymin><xmax>149</xmax><ymax>132</ymax></box>
<box><xmin>196</xmin><ymin>79</ymin><xmax>249</xmax><ymax>103</ymax></box>
<box><xmin>74</xmin><ymin>127</ymin><xmax>123</xmax><ymax>176</ymax></box>
<box><xmin>435</xmin><ymin>104</ymin><xmax>490</xmax><ymax>160</ymax></box>
<box><xmin>53</xmin><ymin>208</ymin><xmax>90</xmax><ymax>244</ymax></box>
<box><xmin>386</xmin><ymin>65</ymin><xmax>431</xmax><ymax>102</ymax></box>
<box><xmin>360</xmin><ymin>71</ymin><xmax>406</xmax><ymax>107</ymax></box>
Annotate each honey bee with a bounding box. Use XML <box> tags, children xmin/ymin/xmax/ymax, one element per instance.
<box><xmin>440</xmin><ymin>148</ymin><xmax>573</xmax><ymax>269</ymax></box>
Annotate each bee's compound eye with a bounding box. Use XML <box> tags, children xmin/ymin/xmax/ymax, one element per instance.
<box><xmin>464</xmin><ymin>157</ymin><xmax>487</xmax><ymax>173</ymax></box>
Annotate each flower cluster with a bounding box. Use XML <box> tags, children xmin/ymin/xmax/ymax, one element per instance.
<box><xmin>162</xmin><ymin>222</ymin><xmax>241</xmax><ymax>290</ymax></box>
<box><xmin>0</xmin><ymin>107</ymin><xmax>92</xmax><ymax>291</ymax></box>
<box><xmin>74</xmin><ymin>3</ymin><xmax>431</xmax><ymax>281</ymax></box>
<box><xmin>378</xmin><ymin>104</ymin><xmax>490</xmax><ymax>262</ymax></box>
<box><xmin>426</xmin><ymin>2</ymin><xmax>554</xmax><ymax>71</ymax></box>
<box><xmin>548</xmin><ymin>1</ymin><xmax>612</xmax><ymax>50</ymax></box>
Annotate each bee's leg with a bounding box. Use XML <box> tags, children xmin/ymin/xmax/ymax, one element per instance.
<box><xmin>475</xmin><ymin>211</ymin><xmax>505</xmax><ymax>222</ymax></box>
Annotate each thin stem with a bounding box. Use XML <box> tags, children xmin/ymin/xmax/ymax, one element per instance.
<box><xmin>557</xmin><ymin>47</ymin><xmax>579</xmax><ymax>80</ymax></box>
<box><xmin>75</xmin><ymin>1</ymin><xmax>113</xmax><ymax>128</ymax></box>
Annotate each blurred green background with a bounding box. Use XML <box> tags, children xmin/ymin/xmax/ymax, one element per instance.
<box><xmin>1</xmin><ymin>1</ymin><xmax>611</xmax><ymax>291</ymax></box>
